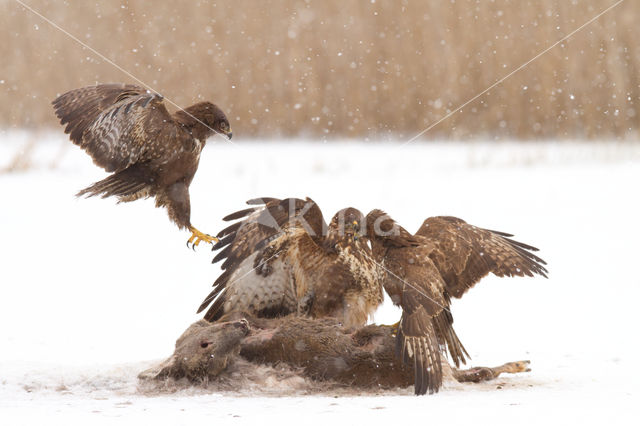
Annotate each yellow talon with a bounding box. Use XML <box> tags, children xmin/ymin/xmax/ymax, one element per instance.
<box><xmin>386</xmin><ymin>321</ymin><xmax>400</xmax><ymax>336</ymax></box>
<box><xmin>187</xmin><ymin>226</ymin><xmax>219</xmax><ymax>248</ymax></box>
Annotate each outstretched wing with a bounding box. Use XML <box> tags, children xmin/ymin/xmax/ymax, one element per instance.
<box><xmin>197</xmin><ymin>197</ymin><xmax>326</xmax><ymax>320</ymax></box>
<box><xmin>416</xmin><ymin>216</ymin><xmax>548</xmax><ymax>299</ymax></box>
<box><xmin>52</xmin><ymin>83</ymin><xmax>186</xmax><ymax>172</ymax></box>
<box><xmin>210</xmin><ymin>197</ymin><xmax>286</xmax><ymax>271</ymax></box>
<box><xmin>210</xmin><ymin>197</ymin><xmax>325</xmax><ymax>276</ymax></box>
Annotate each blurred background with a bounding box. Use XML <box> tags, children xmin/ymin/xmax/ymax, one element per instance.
<box><xmin>2</xmin><ymin>2</ymin><xmax>640</xmax><ymax>419</ymax></box>
<box><xmin>1</xmin><ymin>0</ymin><xmax>638</xmax><ymax>140</ymax></box>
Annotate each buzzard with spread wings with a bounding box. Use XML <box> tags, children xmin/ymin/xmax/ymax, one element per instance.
<box><xmin>197</xmin><ymin>198</ymin><xmax>548</xmax><ymax>395</ymax></box>
<box><xmin>365</xmin><ymin>210</ymin><xmax>548</xmax><ymax>394</ymax></box>
<box><xmin>52</xmin><ymin>83</ymin><xmax>232</xmax><ymax>247</ymax></box>
<box><xmin>197</xmin><ymin>197</ymin><xmax>386</xmax><ymax>329</ymax></box>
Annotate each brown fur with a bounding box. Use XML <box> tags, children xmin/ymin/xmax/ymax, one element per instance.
<box><xmin>139</xmin><ymin>316</ymin><xmax>530</xmax><ymax>393</ymax></box>
<box><xmin>139</xmin><ymin>319</ymin><xmax>249</xmax><ymax>382</ymax></box>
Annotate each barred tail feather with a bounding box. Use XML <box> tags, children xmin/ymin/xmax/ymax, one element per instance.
<box><xmin>397</xmin><ymin>313</ymin><xmax>443</xmax><ymax>395</ymax></box>
<box><xmin>76</xmin><ymin>167</ymin><xmax>150</xmax><ymax>201</ymax></box>
<box><xmin>433</xmin><ymin>310</ymin><xmax>469</xmax><ymax>368</ymax></box>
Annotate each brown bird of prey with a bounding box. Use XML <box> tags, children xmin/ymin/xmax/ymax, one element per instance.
<box><xmin>197</xmin><ymin>197</ymin><xmax>386</xmax><ymax>329</ymax></box>
<box><xmin>197</xmin><ymin>198</ymin><xmax>547</xmax><ymax>395</ymax></box>
<box><xmin>365</xmin><ymin>210</ymin><xmax>548</xmax><ymax>395</ymax></box>
<box><xmin>52</xmin><ymin>83</ymin><xmax>232</xmax><ymax>247</ymax></box>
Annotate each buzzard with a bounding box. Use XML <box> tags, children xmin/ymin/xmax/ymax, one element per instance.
<box><xmin>196</xmin><ymin>197</ymin><xmax>386</xmax><ymax>328</ymax></box>
<box><xmin>365</xmin><ymin>210</ymin><xmax>548</xmax><ymax>394</ymax></box>
<box><xmin>52</xmin><ymin>83</ymin><xmax>232</xmax><ymax>247</ymax></box>
<box><xmin>198</xmin><ymin>197</ymin><xmax>548</xmax><ymax>395</ymax></box>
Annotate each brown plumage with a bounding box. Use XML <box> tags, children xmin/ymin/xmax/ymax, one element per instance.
<box><xmin>52</xmin><ymin>83</ymin><xmax>232</xmax><ymax>247</ymax></box>
<box><xmin>197</xmin><ymin>197</ymin><xmax>386</xmax><ymax>329</ymax></box>
<box><xmin>197</xmin><ymin>199</ymin><xmax>548</xmax><ymax>395</ymax></box>
<box><xmin>365</xmin><ymin>210</ymin><xmax>548</xmax><ymax>394</ymax></box>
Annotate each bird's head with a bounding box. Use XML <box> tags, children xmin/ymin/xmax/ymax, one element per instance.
<box><xmin>181</xmin><ymin>101</ymin><xmax>232</xmax><ymax>140</ymax></box>
<box><xmin>328</xmin><ymin>207</ymin><xmax>366</xmax><ymax>246</ymax></box>
<box><xmin>365</xmin><ymin>209</ymin><xmax>396</xmax><ymax>241</ymax></box>
<box><xmin>365</xmin><ymin>209</ymin><xmax>419</xmax><ymax>252</ymax></box>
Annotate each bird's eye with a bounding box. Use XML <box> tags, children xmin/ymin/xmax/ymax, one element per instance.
<box><xmin>200</xmin><ymin>341</ymin><xmax>209</xmax><ymax>349</ymax></box>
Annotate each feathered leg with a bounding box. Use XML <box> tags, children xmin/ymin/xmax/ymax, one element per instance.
<box><xmin>158</xmin><ymin>181</ymin><xmax>218</xmax><ymax>248</ymax></box>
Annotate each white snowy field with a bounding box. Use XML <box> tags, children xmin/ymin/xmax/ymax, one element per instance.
<box><xmin>1</xmin><ymin>131</ymin><xmax>639</xmax><ymax>425</ymax></box>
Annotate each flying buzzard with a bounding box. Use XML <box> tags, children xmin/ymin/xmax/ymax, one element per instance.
<box><xmin>365</xmin><ymin>210</ymin><xmax>548</xmax><ymax>394</ymax></box>
<box><xmin>196</xmin><ymin>197</ymin><xmax>386</xmax><ymax>328</ymax></box>
<box><xmin>52</xmin><ymin>83</ymin><xmax>232</xmax><ymax>247</ymax></box>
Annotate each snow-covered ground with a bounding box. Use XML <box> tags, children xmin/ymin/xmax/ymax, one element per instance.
<box><xmin>1</xmin><ymin>131</ymin><xmax>638</xmax><ymax>424</ymax></box>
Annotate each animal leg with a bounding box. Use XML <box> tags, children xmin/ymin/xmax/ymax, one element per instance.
<box><xmin>452</xmin><ymin>360</ymin><xmax>531</xmax><ymax>383</ymax></box>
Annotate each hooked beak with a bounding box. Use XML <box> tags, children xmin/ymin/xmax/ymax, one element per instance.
<box><xmin>225</xmin><ymin>129</ymin><xmax>233</xmax><ymax>140</ymax></box>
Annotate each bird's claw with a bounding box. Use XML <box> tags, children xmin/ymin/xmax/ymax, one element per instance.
<box><xmin>385</xmin><ymin>321</ymin><xmax>400</xmax><ymax>336</ymax></box>
<box><xmin>187</xmin><ymin>227</ymin><xmax>219</xmax><ymax>249</ymax></box>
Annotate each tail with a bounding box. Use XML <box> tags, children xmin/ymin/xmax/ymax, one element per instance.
<box><xmin>77</xmin><ymin>167</ymin><xmax>150</xmax><ymax>201</ymax></box>
<box><xmin>397</xmin><ymin>312</ymin><xmax>443</xmax><ymax>395</ymax></box>
<box><xmin>433</xmin><ymin>309</ymin><xmax>470</xmax><ymax>368</ymax></box>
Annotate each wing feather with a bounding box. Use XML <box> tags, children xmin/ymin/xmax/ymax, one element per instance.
<box><xmin>384</xmin><ymin>245</ymin><xmax>448</xmax><ymax>394</ymax></box>
<box><xmin>397</xmin><ymin>310</ymin><xmax>442</xmax><ymax>395</ymax></box>
<box><xmin>212</xmin><ymin>197</ymin><xmax>325</xmax><ymax>269</ymax></box>
<box><xmin>372</xmin><ymin>213</ymin><xmax>547</xmax><ymax>394</ymax></box>
<box><xmin>52</xmin><ymin>83</ymin><xmax>187</xmax><ymax>173</ymax></box>
<box><xmin>416</xmin><ymin>216</ymin><xmax>548</xmax><ymax>298</ymax></box>
<box><xmin>198</xmin><ymin>197</ymin><xmax>327</xmax><ymax>320</ymax></box>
